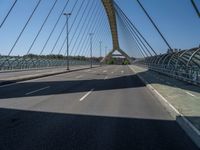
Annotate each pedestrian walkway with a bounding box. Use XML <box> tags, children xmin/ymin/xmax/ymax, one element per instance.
<box><xmin>129</xmin><ymin>65</ymin><xmax>200</xmax><ymax>147</ymax></box>
<box><xmin>0</xmin><ymin>65</ymin><xmax>98</xmax><ymax>86</ymax></box>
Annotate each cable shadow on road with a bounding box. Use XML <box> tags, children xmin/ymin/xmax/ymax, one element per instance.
<box><xmin>0</xmin><ymin>74</ymin><xmax>145</xmax><ymax>99</ymax></box>
<box><xmin>1</xmin><ymin>68</ymin><xmax>200</xmax><ymax>99</ymax></box>
<box><xmin>0</xmin><ymin>107</ymin><xmax>198</xmax><ymax>150</ymax></box>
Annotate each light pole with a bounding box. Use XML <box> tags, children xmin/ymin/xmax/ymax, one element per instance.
<box><xmin>99</xmin><ymin>41</ymin><xmax>102</xmax><ymax>66</ymax></box>
<box><xmin>89</xmin><ymin>33</ymin><xmax>94</xmax><ymax>68</ymax></box>
<box><xmin>99</xmin><ymin>41</ymin><xmax>102</xmax><ymax>58</ymax></box>
<box><xmin>105</xmin><ymin>46</ymin><xmax>107</xmax><ymax>57</ymax></box>
<box><xmin>63</xmin><ymin>12</ymin><xmax>71</xmax><ymax>70</ymax></box>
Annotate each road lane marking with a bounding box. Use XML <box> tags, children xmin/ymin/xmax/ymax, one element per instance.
<box><xmin>186</xmin><ymin>91</ymin><xmax>196</xmax><ymax>97</ymax></box>
<box><xmin>146</xmin><ymin>78</ymin><xmax>200</xmax><ymax>138</ymax></box>
<box><xmin>111</xmin><ymin>72</ymin><xmax>114</xmax><ymax>74</ymax></box>
<box><xmin>0</xmin><ymin>82</ymin><xmax>18</xmax><ymax>88</ymax></box>
<box><xmin>75</xmin><ymin>75</ymin><xmax>83</xmax><ymax>79</ymax></box>
<box><xmin>103</xmin><ymin>70</ymin><xmax>107</xmax><ymax>73</ymax></box>
<box><xmin>79</xmin><ymin>88</ymin><xmax>94</xmax><ymax>101</ymax></box>
<box><xmin>0</xmin><ymin>68</ymin><xmax>91</xmax><ymax>88</ymax></box>
<box><xmin>121</xmin><ymin>70</ymin><xmax>124</xmax><ymax>74</ymax></box>
<box><xmin>85</xmin><ymin>69</ymin><xmax>91</xmax><ymax>72</ymax></box>
<box><xmin>25</xmin><ymin>86</ymin><xmax>50</xmax><ymax>95</ymax></box>
<box><xmin>128</xmin><ymin>65</ymin><xmax>200</xmax><ymax>140</ymax></box>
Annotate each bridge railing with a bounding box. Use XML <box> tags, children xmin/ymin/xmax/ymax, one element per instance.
<box><xmin>134</xmin><ymin>47</ymin><xmax>200</xmax><ymax>85</ymax></box>
<box><xmin>0</xmin><ymin>56</ymin><xmax>99</xmax><ymax>71</ymax></box>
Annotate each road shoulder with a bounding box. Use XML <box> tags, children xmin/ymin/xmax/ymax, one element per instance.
<box><xmin>129</xmin><ymin>65</ymin><xmax>200</xmax><ymax>148</ymax></box>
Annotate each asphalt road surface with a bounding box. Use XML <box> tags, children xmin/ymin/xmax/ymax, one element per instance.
<box><xmin>0</xmin><ymin>65</ymin><xmax>92</xmax><ymax>81</ymax></box>
<box><xmin>0</xmin><ymin>65</ymin><xmax>198</xmax><ymax>150</ymax></box>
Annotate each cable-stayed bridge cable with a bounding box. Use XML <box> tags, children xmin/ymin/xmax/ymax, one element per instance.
<box><xmin>115</xmin><ymin>5</ymin><xmax>150</xmax><ymax>57</ymax></box>
<box><xmin>57</xmin><ymin>0</ymin><xmax>91</xmax><ymax>55</ymax></box>
<box><xmin>114</xmin><ymin>1</ymin><xmax>157</xmax><ymax>55</ymax></box>
<box><xmin>49</xmin><ymin>0</ymin><xmax>79</xmax><ymax>54</ymax></box>
<box><xmin>0</xmin><ymin>0</ymin><xmax>42</xmax><ymax>67</ymax></box>
<box><xmin>26</xmin><ymin>0</ymin><xmax>58</xmax><ymax>55</ymax></box>
<box><xmin>136</xmin><ymin>0</ymin><xmax>172</xmax><ymax>50</ymax></box>
<box><xmin>67</xmin><ymin>3</ymin><xmax>101</xmax><ymax>56</ymax></box>
<box><xmin>73</xmin><ymin>5</ymin><xmax>103</xmax><ymax>56</ymax></box>
<box><xmin>0</xmin><ymin>0</ymin><xmax>18</xmax><ymax>28</ymax></box>
<box><xmin>39</xmin><ymin>0</ymin><xmax>70</xmax><ymax>55</ymax></box>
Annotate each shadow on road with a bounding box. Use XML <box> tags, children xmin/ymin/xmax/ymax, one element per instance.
<box><xmin>0</xmin><ymin>74</ymin><xmax>145</xmax><ymax>99</ymax></box>
<box><xmin>0</xmin><ymin>107</ymin><xmax>198</xmax><ymax>150</ymax></box>
<box><xmin>1</xmin><ymin>67</ymin><xmax>200</xmax><ymax>99</ymax></box>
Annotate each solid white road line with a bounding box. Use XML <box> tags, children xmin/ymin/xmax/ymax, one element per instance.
<box><xmin>128</xmin><ymin>66</ymin><xmax>200</xmax><ymax>142</ymax></box>
<box><xmin>185</xmin><ymin>91</ymin><xmax>196</xmax><ymax>97</ymax></box>
<box><xmin>25</xmin><ymin>86</ymin><xmax>50</xmax><ymax>95</ymax></box>
<box><xmin>79</xmin><ymin>88</ymin><xmax>94</xmax><ymax>101</ymax></box>
<box><xmin>129</xmin><ymin>66</ymin><xmax>200</xmax><ymax>148</ymax></box>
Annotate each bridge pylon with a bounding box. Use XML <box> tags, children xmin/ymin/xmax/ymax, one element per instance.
<box><xmin>101</xmin><ymin>0</ymin><xmax>132</xmax><ymax>64</ymax></box>
<box><xmin>101</xmin><ymin>48</ymin><xmax>133</xmax><ymax>63</ymax></box>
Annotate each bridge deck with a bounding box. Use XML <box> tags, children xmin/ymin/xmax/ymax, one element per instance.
<box><xmin>130</xmin><ymin>65</ymin><xmax>200</xmax><ymax>141</ymax></box>
<box><xmin>0</xmin><ymin>65</ymin><xmax>198</xmax><ymax>149</ymax></box>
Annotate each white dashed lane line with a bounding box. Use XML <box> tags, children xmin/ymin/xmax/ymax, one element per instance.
<box><xmin>75</xmin><ymin>75</ymin><xmax>83</xmax><ymax>79</ymax></box>
<box><xmin>103</xmin><ymin>70</ymin><xmax>107</xmax><ymax>73</ymax></box>
<box><xmin>79</xmin><ymin>89</ymin><xmax>94</xmax><ymax>101</ymax></box>
<box><xmin>25</xmin><ymin>86</ymin><xmax>50</xmax><ymax>95</ymax></box>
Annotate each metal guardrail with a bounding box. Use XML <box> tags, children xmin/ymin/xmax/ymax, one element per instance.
<box><xmin>151</xmin><ymin>67</ymin><xmax>199</xmax><ymax>83</ymax></box>
<box><xmin>0</xmin><ymin>56</ymin><xmax>99</xmax><ymax>71</ymax></box>
<box><xmin>139</xmin><ymin>64</ymin><xmax>200</xmax><ymax>86</ymax></box>
<box><xmin>134</xmin><ymin>47</ymin><xmax>200</xmax><ymax>86</ymax></box>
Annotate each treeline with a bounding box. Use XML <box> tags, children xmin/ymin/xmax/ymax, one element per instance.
<box><xmin>106</xmin><ymin>58</ymin><xmax>131</xmax><ymax>65</ymax></box>
<box><xmin>23</xmin><ymin>54</ymin><xmax>101</xmax><ymax>62</ymax></box>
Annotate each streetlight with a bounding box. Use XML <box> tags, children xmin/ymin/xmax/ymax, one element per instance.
<box><xmin>99</xmin><ymin>41</ymin><xmax>102</xmax><ymax>58</ymax></box>
<box><xmin>63</xmin><ymin>12</ymin><xmax>71</xmax><ymax>70</ymax></box>
<box><xmin>99</xmin><ymin>41</ymin><xmax>102</xmax><ymax>66</ymax></box>
<box><xmin>105</xmin><ymin>46</ymin><xmax>107</xmax><ymax>56</ymax></box>
<box><xmin>89</xmin><ymin>33</ymin><xmax>94</xmax><ymax>68</ymax></box>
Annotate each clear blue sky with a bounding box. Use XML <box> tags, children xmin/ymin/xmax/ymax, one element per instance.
<box><xmin>116</xmin><ymin>0</ymin><xmax>200</xmax><ymax>56</ymax></box>
<box><xmin>0</xmin><ymin>0</ymin><xmax>112</xmax><ymax>57</ymax></box>
<box><xmin>0</xmin><ymin>0</ymin><xmax>199</xmax><ymax>57</ymax></box>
